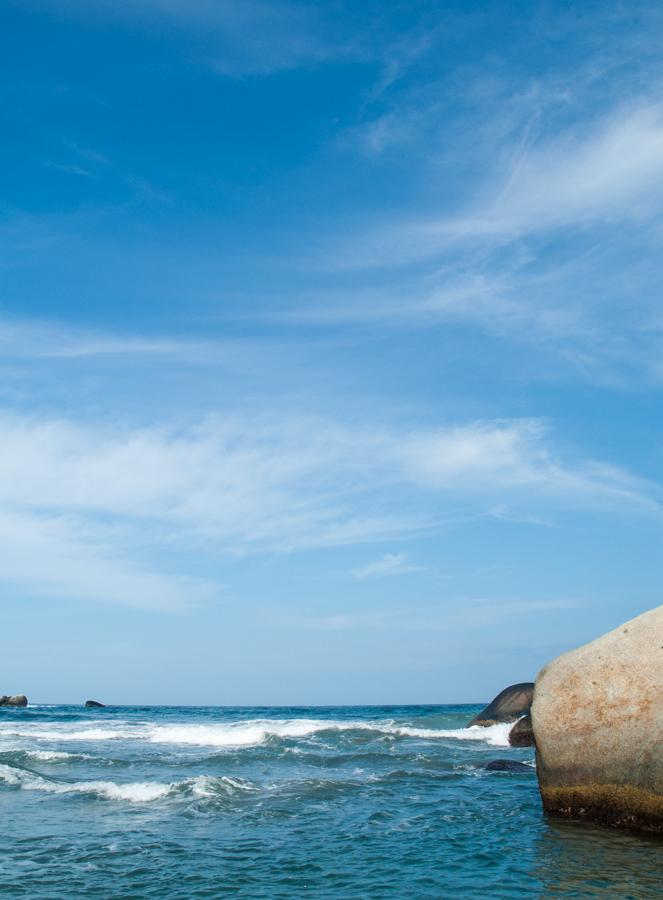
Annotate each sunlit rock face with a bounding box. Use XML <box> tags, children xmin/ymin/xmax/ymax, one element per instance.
<box><xmin>532</xmin><ymin>605</ymin><xmax>663</xmax><ymax>834</ymax></box>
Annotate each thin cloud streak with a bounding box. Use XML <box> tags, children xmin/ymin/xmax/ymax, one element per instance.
<box><xmin>286</xmin><ymin>597</ymin><xmax>581</xmax><ymax>632</ymax></box>
<box><xmin>353</xmin><ymin>552</ymin><xmax>424</xmax><ymax>580</ymax></box>
<box><xmin>0</xmin><ymin>315</ymin><xmax>270</xmax><ymax>369</ymax></box>
<box><xmin>29</xmin><ymin>0</ymin><xmax>363</xmax><ymax>77</ymax></box>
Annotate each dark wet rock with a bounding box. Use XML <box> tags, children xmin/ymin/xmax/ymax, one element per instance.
<box><xmin>85</xmin><ymin>700</ymin><xmax>106</xmax><ymax>708</ymax></box>
<box><xmin>467</xmin><ymin>682</ymin><xmax>534</xmax><ymax>726</ymax></box>
<box><xmin>484</xmin><ymin>759</ymin><xmax>533</xmax><ymax>773</ymax></box>
<box><xmin>509</xmin><ymin>714</ymin><xmax>535</xmax><ymax>747</ymax></box>
<box><xmin>532</xmin><ymin>604</ymin><xmax>663</xmax><ymax>835</ymax></box>
<box><xmin>0</xmin><ymin>694</ymin><xmax>28</xmax><ymax>707</ymax></box>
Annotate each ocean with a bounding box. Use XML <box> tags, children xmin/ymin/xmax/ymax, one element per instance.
<box><xmin>0</xmin><ymin>704</ymin><xmax>661</xmax><ymax>898</ymax></box>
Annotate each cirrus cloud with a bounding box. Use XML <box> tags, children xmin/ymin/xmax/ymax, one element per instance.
<box><xmin>0</xmin><ymin>410</ymin><xmax>657</xmax><ymax>611</ymax></box>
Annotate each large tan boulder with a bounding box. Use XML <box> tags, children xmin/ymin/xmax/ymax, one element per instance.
<box><xmin>531</xmin><ymin>605</ymin><xmax>663</xmax><ymax>834</ymax></box>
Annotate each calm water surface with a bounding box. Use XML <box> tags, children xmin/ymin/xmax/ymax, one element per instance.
<box><xmin>1</xmin><ymin>704</ymin><xmax>661</xmax><ymax>898</ymax></box>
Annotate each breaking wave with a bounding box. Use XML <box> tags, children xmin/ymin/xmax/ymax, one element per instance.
<box><xmin>0</xmin><ymin>763</ymin><xmax>171</xmax><ymax>802</ymax></box>
<box><xmin>0</xmin><ymin>763</ymin><xmax>259</xmax><ymax>804</ymax></box>
<box><xmin>3</xmin><ymin>749</ymin><xmax>92</xmax><ymax>763</ymax></box>
<box><xmin>0</xmin><ymin>718</ymin><xmax>513</xmax><ymax>748</ymax></box>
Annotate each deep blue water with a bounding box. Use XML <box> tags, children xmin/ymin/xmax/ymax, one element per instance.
<box><xmin>1</xmin><ymin>704</ymin><xmax>661</xmax><ymax>898</ymax></box>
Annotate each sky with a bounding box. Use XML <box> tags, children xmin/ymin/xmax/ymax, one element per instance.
<box><xmin>1</xmin><ymin>0</ymin><xmax>662</xmax><ymax>705</ymax></box>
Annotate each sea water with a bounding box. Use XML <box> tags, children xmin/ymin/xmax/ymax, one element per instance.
<box><xmin>0</xmin><ymin>704</ymin><xmax>661</xmax><ymax>898</ymax></box>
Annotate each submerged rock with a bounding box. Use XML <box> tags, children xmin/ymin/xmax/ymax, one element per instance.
<box><xmin>484</xmin><ymin>759</ymin><xmax>533</xmax><ymax>773</ymax></box>
<box><xmin>84</xmin><ymin>700</ymin><xmax>106</xmax><ymax>708</ymax></box>
<box><xmin>532</xmin><ymin>604</ymin><xmax>663</xmax><ymax>834</ymax></box>
<box><xmin>467</xmin><ymin>682</ymin><xmax>534</xmax><ymax>727</ymax></box>
<box><xmin>509</xmin><ymin>714</ymin><xmax>535</xmax><ymax>747</ymax></box>
<box><xmin>0</xmin><ymin>695</ymin><xmax>28</xmax><ymax>707</ymax></box>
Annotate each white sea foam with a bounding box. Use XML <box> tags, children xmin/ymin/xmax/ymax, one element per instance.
<box><xmin>22</xmin><ymin>750</ymin><xmax>86</xmax><ymax>762</ymax></box>
<box><xmin>0</xmin><ymin>764</ymin><xmax>170</xmax><ymax>802</ymax></box>
<box><xmin>76</xmin><ymin>781</ymin><xmax>171</xmax><ymax>802</ymax></box>
<box><xmin>146</xmin><ymin>719</ymin><xmax>334</xmax><ymax>747</ymax></box>
<box><xmin>0</xmin><ymin>717</ymin><xmax>513</xmax><ymax>748</ymax></box>
<box><xmin>0</xmin><ymin>725</ymin><xmax>143</xmax><ymax>742</ymax></box>
<box><xmin>144</xmin><ymin>719</ymin><xmax>514</xmax><ymax>748</ymax></box>
<box><xmin>383</xmin><ymin>722</ymin><xmax>514</xmax><ymax>747</ymax></box>
<box><xmin>189</xmin><ymin>774</ymin><xmax>258</xmax><ymax>798</ymax></box>
<box><xmin>0</xmin><ymin>763</ymin><xmax>261</xmax><ymax>803</ymax></box>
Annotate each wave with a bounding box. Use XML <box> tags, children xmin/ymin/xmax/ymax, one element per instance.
<box><xmin>0</xmin><ymin>762</ymin><xmax>259</xmax><ymax>804</ymax></box>
<box><xmin>0</xmin><ymin>763</ymin><xmax>171</xmax><ymax>802</ymax></box>
<box><xmin>0</xmin><ymin>761</ymin><xmax>469</xmax><ymax>807</ymax></box>
<box><xmin>387</xmin><ymin>722</ymin><xmax>513</xmax><ymax>747</ymax></box>
<box><xmin>0</xmin><ymin>718</ymin><xmax>513</xmax><ymax>749</ymax></box>
<box><xmin>3</xmin><ymin>749</ymin><xmax>90</xmax><ymax>763</ymax></box>
<box><xmin>145</xmin><ymin>719</ymin><xmax>513</xmax><ymax>749</ymax></box>
<box><xmin>147</xmin><ymin>720</ymin><xmax>335</xmax><ymax>747</ymax></box>
<box><xmin>0</xmin><ymin>748</ymin><xmax>127</xmax><ymax>770</ymax></box>
<box><xmin>188</xmin><ymin>774</ymin><xmax>259</xmax><ymax>799</ymax></box>
<box><xmin>0</xmin><ymin>727</ymin><xmax>132</xmax><ymax>742</ymax></box>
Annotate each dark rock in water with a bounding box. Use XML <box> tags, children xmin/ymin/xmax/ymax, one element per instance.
<box><xmin>85</xmin><ymin>700</ymin><xmax>106</xmax><ymax>708</ymax></box>
<box><xmin>484</xmin><ymin>759</ymin><xmax>533</xmax><ymax>773</ymax></box>
<box><xmin>509</xmin><ymin>714</ymin><xmax>535</xmax><ymax>747</ymax></box>
<box><xmin>0</xmin><ymin>694</ymin><xmax>28</xmax><ymax>707</ymax></box>
<box><xmin>467</xmin><ymin>682</ymin><xmax>534</xmax><ymax>727</ymax></box>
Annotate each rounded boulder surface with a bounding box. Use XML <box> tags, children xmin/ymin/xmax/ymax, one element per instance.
<box><xmin>84</xmin><ymin>700</ymin><xmax>106</xmax><ymax>708</ymax></box>
<box><xmin>467</xmin><ymin>682</ymin><xmax>534</xmax><ymax>727</ymax></box>
<box><xmin>532</xmin><ymin>604</ymin><xmax>663</xmax><ymax>834</ymax></box>
<box><xmin>0</xmin><ymin>695</ymin><xmax>28</xmax><ymax>707</ymax></box>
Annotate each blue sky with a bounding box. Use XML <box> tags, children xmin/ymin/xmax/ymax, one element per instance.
<box><xmin>1</xmin><ymin>0</ymin><xmax>662</xmax><ymax>704</ymax></box>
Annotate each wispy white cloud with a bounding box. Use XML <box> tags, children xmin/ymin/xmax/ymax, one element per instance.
<box><xmin>0</xmin><ymin>509</ymin><xmax>210</xmax><ymax>612</ymax></box>
<box><xmin>0</xmin><ymin>413</ymin><xmax>655</xmax><ymax>538</ymax></box>
<box><xmin>0</xmin><ymin>314</ymin><xmax>248</xmax><ymax>364</ymax></box>
<box><xmin>343</xmin><ymin>103</ymin><xmax>663</xmax><ymax>268</ymax></box>
<box><xmin>397</xmin><ymin>420</ymin><xmax>659</xmax><ymax>512</ymax></box>
<box><xmin>300</xmin><ymin>245</ymin><xmax>663</xmax><ymax>386</ymax></box>
<box><xmin>61</xmin><ymin>140</ymin><xmax>110</xmax><ymax>166</ymax></box>
<box><xmin>439</xmin><ymin>104</ymin><xmax>663</xmax><ymax>243</ymax></box>
<box><xmin>286</xmin><ymin>596</ymin><xmax>581</xmax><ymax>632</ymax></box>
<box><xmin>0</xmin><ymin>410</ymin><xmax>656</xmax><ymax>610</ymax></box>
<box><xmin>32</xmin><ymin>0</ymin><xmax>361</xmax><ymax>77</ymax></box>
<box><xmin>488</xmin><ymin>504</ymin><xmax>555</xmax><ymax>528</ymax></box>
<box><xmin>301</xmin><ymin>94</ymin><xmax>663</xmax><ymax>385</ymax></box>
<box><xmin>42</xmin><ymin>161</ymin><xmax>96</xmax><ymax>178</ymax></box>
<box><xmin>353</xmin><ymin>552</ymin><xmax>424</xmax><ymax>580</ymax></box>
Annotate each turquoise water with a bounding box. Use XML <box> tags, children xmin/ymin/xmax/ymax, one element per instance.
<box><xmin>1</xmin><ymin>705</ymin><xmax>661</xmax><ymax>898</ymax></box>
